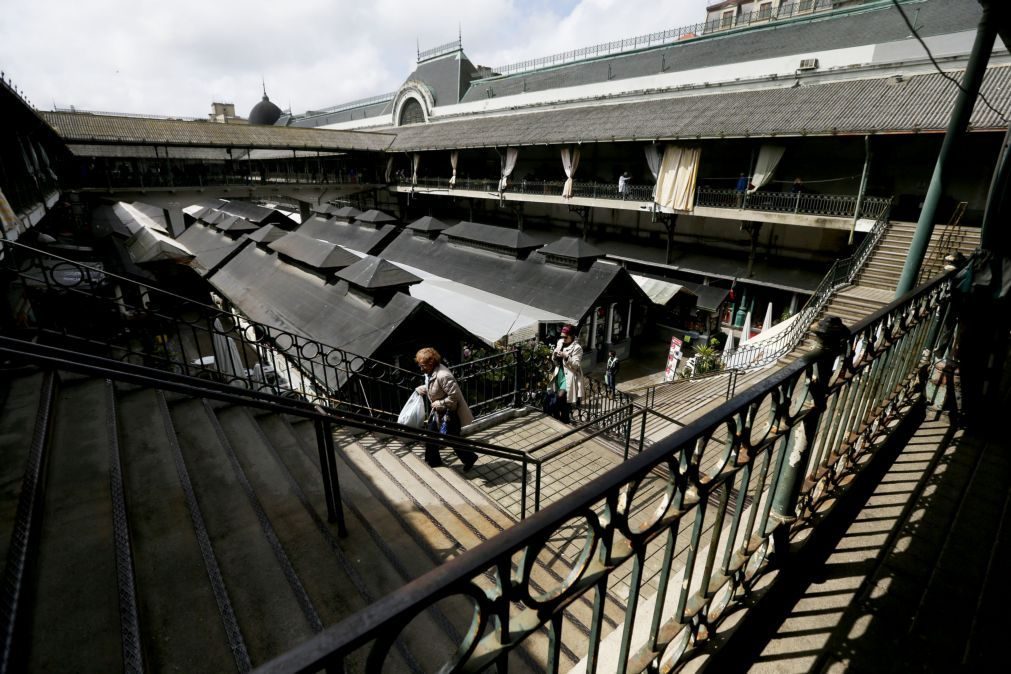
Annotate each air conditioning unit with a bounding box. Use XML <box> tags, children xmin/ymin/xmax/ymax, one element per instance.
<box><xmin>798</xmin><ymin>58</ymin><xmax>819</xmax><ymax>71</ymax></box>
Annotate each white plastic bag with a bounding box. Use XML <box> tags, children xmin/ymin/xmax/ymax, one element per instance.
<box><xmin>397</xmin><ymin>391</ymin><xmax>427</xmax><ymax>428</ymax></box>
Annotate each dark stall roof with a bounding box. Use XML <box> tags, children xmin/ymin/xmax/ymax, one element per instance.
<box><xmin>355</xmin><ymin>209</ymin><xmax>398</xmax><ymax>225</ymax></box>
<box><xmin>42</xmin><ymin>110</ymin><xmax>395</xmax><ymax>152</ymax></box>
<box><xmin>390</xmin><ymin>65</ymin><xmax>1011</xmax><ymax>150</ymax></box>
<box><xmin>268</xmin><ymin>232</ymin><xmax>360</xmax><ymax>271</ymax></box>
<box><xmin>208</xmin><ymin>244</ymin><xmax>428</xmax><ymax>362</ymax></box>
<box><xmin>91</xmin><ymin>202</ymin><xmax>169</xmax><ymax>238</ymax></box>
<box><xmin>406</xmin><ymin>216</ymin><xmax>450</xmax><ymax>233</ymax></box>
<box><xmin>538</xmin><ymin>237</ymin><xmax>603</xmax><ymax>259</ymax></box>
<box><xmin>215</xmin><ymin>199</ymin><xmax>293</xmax><ymax>225</ymax></box>
<box><xmin>443</xmin><ymin>221</ymin><xmax>541</xmax><ymax>250</ymax></box>
<box><xmin>333</xmin><ymin>206</ymin><xmax>363</xmax><ymax>219</ymax></box>
<box><xmin>296</xmin><ymin>216</ymin><xmax>398</xmax><ymax>256</ymax></box>
<box><xmin>381</xmin><ymin>229</ymin><xmax>648</xmax><ymax>320</ymax></box>
<box><xmin>176</xmin><ymin>223</ymin><xmax>248</xmax><ymax>276</ymax></box>
<box><xmin>336</xmin><ymin>256</ymin><xmax>421</xmax><ymax>290</ymax></box>
<box><xmin>213</xmin><ymin>215</ymin><xmax>259</xmax><ymax>233</ymax></box>
<box><xmin>246</xmin><ymin>224</ymin><xmax>287</xmax><ymax>243</ymax></box>
<box><xmin>690</xmin><ymin>284</ymin><xmax>732</xmax><ymax>313</ymax></box>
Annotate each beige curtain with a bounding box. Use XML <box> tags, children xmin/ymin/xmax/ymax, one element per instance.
<box><xmin>561</xmin><ymin>146</ymin><xmax>580</xmax><ymax>198</ymax></box>
<box><xmin>749</xmin><ymin>144</ymin><xmax>785</xmax><ymax>192</ymax></box>
<box><xmin>449</xmin><ymin>151</ymin><xmax>458</xmax><ymax>187</ymax></box>
<box><xmin>411</xmin><ymin>153</ymin><xmax>421</xmax><ymax>185</ymax></box>
<box><xmin>655</xmin><ymin>146</ymin><xmax>701</xmax><ymax>212</ymax></box>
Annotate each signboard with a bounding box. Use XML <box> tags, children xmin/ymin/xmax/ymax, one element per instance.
<box><xmin>663</xmin><ymin>336</ymin><xmax>683</xmax><ymax>382</ymax></box>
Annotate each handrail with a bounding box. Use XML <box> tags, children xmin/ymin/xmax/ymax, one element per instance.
<box><xmin>0</xmin><ymin>239</ymin><xmax>523</xmax><ymax>421</ymax></box>
<box><xmin>256</xmin><ymin>262</ymin><xmax>960</xmax><ymax>674</ymax></box>
<box><xmin>716</xmin><ymin>205</ymin><xmax>892</xmax><ymax>371</ymax></box>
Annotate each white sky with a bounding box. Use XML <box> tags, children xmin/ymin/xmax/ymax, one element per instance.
<box><xmin>1</xmin><ymin>0</ymin><xmax>712</xmax><ymax>118</ymax></box>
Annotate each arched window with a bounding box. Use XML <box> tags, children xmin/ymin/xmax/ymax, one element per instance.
<box><xmin>399</xmin><ymin>98</ymin><xmax>425</xmax><ymax>126</ymax></box>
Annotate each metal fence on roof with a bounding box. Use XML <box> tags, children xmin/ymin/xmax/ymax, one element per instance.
<box><xmin>418</xmin><ymin>37</ymin><xmax>463</xmax><ymax>62</ymax></box>
<box><xmin>488</xmin><ymin>0</ymin><xmax>840</xmax><ymax>77</ymax></box>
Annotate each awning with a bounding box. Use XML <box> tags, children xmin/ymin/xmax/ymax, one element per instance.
<box><xmin>631</xmin><ymin>274</ymin><xmax>687</xmax><ymax>306</ymax></box>
<box><xmin>396</xmin><ymin>261</ymin><xmax>573</xmax><ymax>344</ymax></box>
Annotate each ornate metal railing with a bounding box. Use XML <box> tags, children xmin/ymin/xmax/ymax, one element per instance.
<box><xmin>407</xmin><ymin>177</ymin><xmax>650</xmax><ymax>203</ymax></box>
<box><xmin>403</xmin><ymin>178</ymin><xmax>891</xmax><ymax>220</ymax></box>
<box><xmin>257</xmin><ymin>256</ymin><xmax>960</xmax><ymax>674</ymax></box>
<box><xmin>695</xmin><ymin>187</ymin><xmax>892</xmax><ymax>220</ymax></box>
<box><xmin>486</xmin><ymin>0</ymin><xmax>838</xmax><ymax>77</ymax></box>
<box><xmin>0</xmin><ymin>240</ymin><xmax>517</xmax><ymax>422</ymax></box>
<box><xmin>75</xmin><ymin>169</ymin><xmax>379</xmax><ymax>191</ymax></box>
<box><xmin>718</xmin><ymin>207</ymin><xmax>893</xmax><ymax>371</ymax></box>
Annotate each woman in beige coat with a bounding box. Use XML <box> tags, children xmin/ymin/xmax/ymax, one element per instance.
<box><xmin>551</xmin><ymin>326</ymin><xmax>584</xmax><ymax>422</ymax></box>
<box><xmin>415</xmin><ymin>347</ymin><xmax>477</xmax><ymax>470</ymax></box>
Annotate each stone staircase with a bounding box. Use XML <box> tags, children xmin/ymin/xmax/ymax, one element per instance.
<box><xmin>0</xmin><ymin>366</ymin><xmax>649</xmax><ymax>672</ymax></box>
<box><xmin>854</xmin><ymin>220</ymin><xmax>981</xmax><ymax>292</ymax></box>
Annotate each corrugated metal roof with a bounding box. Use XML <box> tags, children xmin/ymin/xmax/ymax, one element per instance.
<box><xmin>246</xmin><ymin>224</ymin><xmax>288</xmax><ymax>243</ymax></box>
<box><xmin>296</xmin><ymin>216</ymin><xmax>398</xmax><ymax>256</ymax></box>
<box><xmin>380</xmin><ymin>229</ymin><xmax>649</xmax><ymax>321</ymax></box>
<box><xmin>175</xmin><ymin>223</ymin><xmax>245</xmax><ymax>276</ymax></box>
<box><xmin>43</xmin><ymin>111</ymin><xmax>394</xmax><ymax>152</ymax></box>
<box><xmin>335</xmin><ymin>256</ymin><xmax>421</xmax><ymax>290</ymax></box>
<box><xmin>460</xmin><ymin>0</ymin><xmax>979</xmax><ymax>103</ymax></box>
<box><xmin>207</xmin><ymin>244</ymin><xmax>427</xmax><ymax>362</ymax></box>
<box><xmin>268</xmin><ymin>232</ymin><xmax>360</xmax><ymax>271</ymax></box>
<box><xmin>443</xmin><ymin>221</ymin><xmax>542</xmax><ymax>250</ymax></box>
<box><xmin>390</xmin><ymin>65</ymin><xmax>1011</xmax><ymax>150</ymax></box>
<box><xmin>538</xmin><ymin>237</ymin><xmax>604</xmax><ymax>259</ymax></box>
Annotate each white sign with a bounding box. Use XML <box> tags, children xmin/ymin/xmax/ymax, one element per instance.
<box><xmin>663</xmin><ymin>336</ymin><xmax>683</xmax><ymax>382</ymax></box>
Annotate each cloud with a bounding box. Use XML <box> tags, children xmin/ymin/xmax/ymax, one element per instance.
<box><xmin>0</xmin><ymin>0</ymin><xmax>710</xmax><ymax>118</ymax></box>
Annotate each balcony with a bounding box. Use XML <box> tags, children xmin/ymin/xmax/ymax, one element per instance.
<box><xmin>397</xmin><ymin>178</ymin><xmax>890</xmax><ymax>229</ymax></box>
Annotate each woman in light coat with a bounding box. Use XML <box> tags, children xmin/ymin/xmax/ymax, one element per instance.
<box><xmin>415</xmin><ymin>347</ymin><xmax>477</xmax><ymax>470</ymax></box>
<box><xmin>551</xmin><ymin>326</ymin><xmax>584</xmax><ymax>421</ymax></box>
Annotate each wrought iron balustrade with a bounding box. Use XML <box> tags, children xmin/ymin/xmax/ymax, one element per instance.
<box><xmin>695</xmin><ymin>186</ymin><xmax>892</xmax><ymax>220</ymax></box>
<box><xmin>716</xmin><ymin>208</ymin><xmax>893</xmax><ymax>372</ymax></box>
<box><xmin>0</xmin><ymin>240</ymin><xmax>519</xmax><ymax>423</ymax></box>
<box><xmin>256</xmin><ymin>261</ymin><xmax>960</xmax><ymax>673</ymax></box>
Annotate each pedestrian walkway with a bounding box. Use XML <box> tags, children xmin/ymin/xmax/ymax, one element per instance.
<box><xmin>734</xmin><ymin>396</ymin><xmax>1011</xmax><ymax>671</ymax></box>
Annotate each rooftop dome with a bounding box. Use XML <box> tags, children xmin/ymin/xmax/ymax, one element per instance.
<box><xmin>249</xmin><ymin>92</ymin><xmax>282</xmax><ymax>125</ymax></box>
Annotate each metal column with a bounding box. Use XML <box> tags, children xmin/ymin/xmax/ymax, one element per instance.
<box><xmin>895</xmin><ymin>6</ymin><xmax>997</xmax><ymax>296</ymax></box>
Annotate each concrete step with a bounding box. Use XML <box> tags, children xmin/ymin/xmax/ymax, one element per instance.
<box><xmin>0</xmin><ymin>371</ymin><xmax>47</xmax><ymax>568</ymax></box>
<box><xmin>27</xmin><ymin>377</ymin><xmax>123</xmax><ymax>673</ymax></box>
<box><xmin>117</xmin><ymin>387</ymin><xmax>238</xmax><ymax>673</ymax></box>
<box><xmin>167</xmin><ymin>397</ymin><xmax>317</xmax><ymax>665</ymax></box>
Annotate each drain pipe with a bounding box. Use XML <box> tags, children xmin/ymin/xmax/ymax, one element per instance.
<box><xmin>895</xmin><ymin>5</ymin><xmax>996</xmax><ymax>296</ymax></box>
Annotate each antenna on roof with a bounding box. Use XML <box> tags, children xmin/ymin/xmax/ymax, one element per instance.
<box><xmin>416</xmin><ymin>37</ymin><xmax>420</xmax><ymax>60</ymax></box>
<box><xmin>261</xmin><ymin>77</ymin><xmax>267</xmax><ymax>97</ymax></box>
<box><xmin>458</xmin><ymin>22</ymin><xmax>462</xmax><ymax>46</ymax></box>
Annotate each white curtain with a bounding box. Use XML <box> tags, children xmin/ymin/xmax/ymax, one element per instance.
<box><xmin>655</xmin><ymin>146</ymin><xmax>701</xmax><ymax>212</ymax></box>
<box><xmin>411</xmin><ymin>153</ymin><xmax>421</xmax><ymax>185</ymax></box>
<box><xmin>449</xmin><ymin>150</ymin><xmax>459</xmax><ymax>187</ymax></box>
<box><xmin>644</xmin><ymin>144</ymin><xmax>663</xmax><ymax>199</ymax></box>
<box><xmin>561</xmin><ymin>146</ymin><xmax>580</xmax><ymax>198</ymax></box>
<box><xmin>384</xmin><ymin>156</ymin><xmax>393</xmax><ymax>183</ymax></box>
<box><xmin>749</xmin><ymin>144</ymin><xmax>785</xmax><ymax>192</ymax></box>
<box><xmin>498</xmin><ymin>147</ymin><xmax>518</xmax><ymax>192</ymax></box>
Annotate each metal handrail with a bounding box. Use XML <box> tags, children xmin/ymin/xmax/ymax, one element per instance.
<box><xmin>717</xmin><ymin>206</ymin><xmax>893</xmax><ymax>371</ymax></box>
<box><xmin>695</xmin><ymin>186</ymin><xmax>892</xmax><ymax>220</ymax></box>
<box><xmin>256</xmin><ymin>264</ymin><xmax>959</xmax><ymax>673</ymax></box>
<box><xmin>0</xmin><ymin>240</ymin><xmax>518</xmax><ymax>422</ymax></box>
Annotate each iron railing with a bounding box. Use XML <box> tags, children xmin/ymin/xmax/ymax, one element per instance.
<box><xmin>75</xmin><ymin>169</ymin><xmax>379</xmax><ymax>191</ymax></box>
<box><xmin>718</xmin><ymin>207</ymin><xmax>893</xmax><ymax>371</ymax></box>
<box><xmin>256</xmin><ymin>253</ymin><xmax>960</xmax><ymax>674</ymax></box>
<box><xmin>696</xmin><ymin>186</ymin><xmax>892</xmax><ymax>220</ymax></box>
<box><xmin>486</xmin><ymin>0</ymin><xmax>839</xmax><ymax>77</ymax></box>
<box><xmin>0</xmin><ymin>240</ymin><xmax>516</xmax><ymax>423</ymax></box>
<box><xmin>403</xmin><ymin>178</ymin><xmax>890</xmax><ymax>220</ymax></box>
<box><xmin>419</xmin><ymin>39</ymin><xmax>462</xmax><ymax>62</ymax></box>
